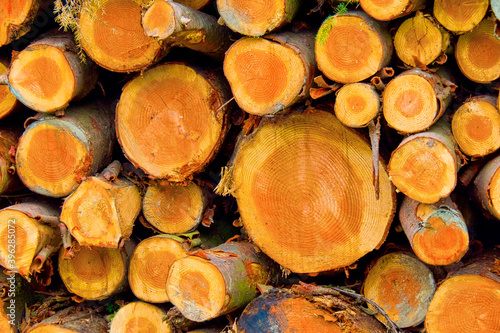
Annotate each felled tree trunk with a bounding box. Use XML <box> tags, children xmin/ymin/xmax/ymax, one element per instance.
<box><xmin>433</xmin><ymin>0</ymin><xmax>488</xmax><ymax>34</ymax></box>
<box><xmin>399</xmin><ymin>196</ymin><xmax>469</xmax><ymax>266</ymax></box>
<box><xmin>58</xmin><ymin>240</ymin><xmax>135</xmax><ymax>300</ymax></box>
<box><xmin>473</xmin><ymin>154</ymin><xmax>500</xmax><ymax>220</ymax></box>
<box><xmin>238</xmin><ymin>284</ymin><xmax>386</xmax><ymax>333</ymax></box>
<box><xmin>216</xmin><ymin>0</ymin><xmax>301</xmax><ymax>36</ymax></box>
<box><xmin>0</xmin><ymin>128</ymin><xmax>23</xmax><ymax>195</ymax></box>
<box><xmin>388</xmin><ymin>121</ymin><xmax>462</xmax><ymax>204</ymax></box>
<box><xmin>224</xmin><ymin>31</ymin><xmax>315</xmax><ymax>116</ymax></box>
<box><xmin>363</xmin><ymin>252</ymin><xmax>436</xmax><ymax>328</ymax></box>
<box><xmin>0</xmin><ymin>60</ymin><xmax>18</xmax><ymax>120</ymax></box>
<box><xmin>15</xmin><ymin>102</ymin><xmax>115</xmax><ymax>197</ymax></box>
<box><xmin>60</xmin><ymin>161</ymin><xmax>142</xmax><ymax>248</ymax></box>
<box><xmin>116</xmin><ymin>63</ymin><xmax>231</xmax><ymax>181</ymax></box>
<box><xmin>383</xmin><ymin>68</ymin><xmax>455</xmax><ymax>134</ymax></box>
<box><xmin>425</xmin><ymin>252</ymin><xmax>500</xmax><ymax>332</ymax></box>
<box><xmin>5</xmin><ymin>30</ymin><xmax>98</xmax><ymax>113</ymax></box>
<box><xmin>75</xmin><ymin>0</ymin><xmax>166</xmax><ymax>72</ymax></box>
<box><xmin>25</xmin><ymin>306</ymin><xmax>108</xmax><ymax>333</ymax></box>
<box><xmin>0</xmin><ymin>202</ymin><xmax>61</xmax><ymax>278</ymax></box>
<box><xmin>360</xmin><ymin>0</ymin><xmax>426</xmax><ymax>21</ymax></box>
<box><xmin>456</xmin><ymin>19</ymin><xmax>500</xmax><ymax>84</ymax></box>
<box><xmin>334</xmin><ymin>83</ymin><xmax>380</xmax><ymax>128</ymax></box>
<box><xmin>0</xmin><ymin>0</ymin><xmax>41</xmax><ymax>47</ymax></box>
<box><xmin>217</xmin><ymin>108</ymin><xmax>395</xmax><ymax>274</ymax></box>
<box><xmin>110</xmin><ymin>302</ymin><xmax>172</xmax><ymax>333</ymax></box>
<box><xmin>142</xmin><ymin>181</ymin><xmax>207</xmax><ymax>234</ymax></box>
<box><xmin>128</xmin><ymin>234</ymin><xmax>198</xmax><ymax>303</ymax></box>
<box><xmin>166</xmin><ymin>242</ymin><xmax>276</xmax><ymax>322</ymax></box>
<box><xmin>451</xmin><ymin>95</ymin><xmax>500</xmax><ymax>158</ymax></box>
<box><xmin>394</xmin><ymin>11</ymin><xmax>449</xmax><ymax>67</ymax></box>
<box><xmin>315</xmin><ymin>11</ymin><xmax>392</xmax><ymax>84</ymax></box>
<box><xmin>142</xmin><ymin>0</ymin><xmax>232</xmax><ymax>60</ymax></box>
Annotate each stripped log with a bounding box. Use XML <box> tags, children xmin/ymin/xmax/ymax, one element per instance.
<box><xmin>76</xmin><ymin>0</ymin><xmax>166</xmax><ymax>72</ymax></box>
<box><xmin>315</xmin><ymin>11</ymin><xmax>392</xmax><ymax>84</ymax></box>
<box><xmin>0</xmin><ymin>0</ymin><xmax>40</xmax><ymax>47</ymax></box>
<box><xmin>25</xmin><ymin>306</ymin><xmax>108</xmax><ymax>333</ymax></box>
<box><xmin>334</xmin><ymin>83</ymin><xmax>379</xmax><ymax>128</ymax></box>
<box><xmin>0</xmin><ymin>202</ymin><xmax>61</xmax><ymax>278</ymax></box>
<box><xmin>58</xmin><ymin>240</ymin><xmax>135</xmax><ymax>300</ymax></box>
<box><xmin>433</xmin><ymin>0</ymin><xmax>488</xmax><ymax>34</ymax></box>
<box><xmin>142</xmin><ymin>181</ymin><xmax>207</xmax><ymax>234</ymax></box>
<box><xmin>216</xmin><ymin>0</ymin><xmax>300</xmax><ymax>36</ymax></box>
<box><xmin>0</xmin><ymin>128</ymin><xmax>23</xmax><ymax>195</ymax></box>
<box><xmin>382</xmin><ymin>69</ymin><xmax>455</xmax><ymax>134</ymax></box>
<box><xmin>394</xmin><ymin>11</ymin><xmax>448</xmax><ymax>67</ymax></box>
<box><xmin>456</xmin><ymin>19</ymin><xmax>500</xmax><ymax>84</ymax></box>
<box><xmin>7</xmin><ymin>31</ymin><xmax>98</xmax><ymax>113</ymax></box>
<box><xmin>128</xmin><ymin>234</ymin><xmax>193</xmax><ymax>303</ymax></box>
<box><xmin>399</xmin><ymin>196</ymin><xmax>469</xmax><ymax>266</ymax></box>
<box><xmin>451</xmin><ymin>96</ymin><xmax>500</xmax><ymax>158</ymax></box>
<box><xmin>16</xmin><ymin>102</ymin><xmax>115</xmax><ymax>197</ymax></box>
<box><xmin>116</xmin><ymin>63</ymin><xmax>231</xmax><ymax>181</ymax></box>
<box><xmin>360</xmin><ymin>0</ymin><xmax>426</xmax><ymax>21</ymax></box>
<box><xmin>363</xmin><ymin>252</ymin><xmax>435</xmax><ymax>328</ymax></box>
<box><xmin>425</xmin><ymin>252</ymin><xmax>500</xmax><ymax>332</ymax></box>
<box><xmin>142</xmin><ymin>0</ymin><xmax>232</xmax><ymax>59</ymax></box>
<box><xmin>388</xmin><ymin>120</ymin><xmax>462</xmax><ymax>204</ymax></box>
<box><xmin>238</xmin><ymin>285</ymin><xmax>386</xmax><ymax>333</ymax></box>
<box><xmin>110</xmin><ymin>302</ymin><xmax>172</xmax><ymax>333</ymax></box>
<box><xmin>473</xmin><ymin>154</ymin><xmax>500</xmax><ymax>220</ymax></box>
<box><xmin>60</xmin><ymin>161</ymin><xmax>141</xmax><ymax>248</ymax></box>
<box><xmin>0</xmin><ymin>61</ymin><xmax>18</xmax><ymax>120</ymax></box>
<box><xmin>224</xmin><ymin>31</ymin><xmax>315</xmax><ymax>116</ymax></box>
<box><xmin>166</xmin><ymin>242</ymin><xmax>276</xmax><ymax>322</ymax></box>
<box><xmin>216</xmin><ymin>109</ymin><xmax>395</xmax><ymax>273</ymax></box>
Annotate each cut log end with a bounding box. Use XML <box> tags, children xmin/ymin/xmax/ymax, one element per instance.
<box><xmin>383</xmin><ymin>74</ymin><xmax>438</xmax><ymax>134</ymax></box>
<box><xmin>116</xmin><ymin>63</ymin><xmax>229</xmax><ymax>181</ymax></box>
<box><xmin>0</xmin><ymin>0</ymin><xmax>38</xmax><ymax>47</ymax></box>
<box><xmin>129</xmin><ymin>236</ymin><xmax>188</xmax><ymax>303</ymax></box>
<box><xmin>315</xmin><ymin>12</ymin><xmax>392</xmax><ymax>84</ymax></box>
<box><xmin>0</xmin><ymin>62</ymin><xmax>17</xmax><ymax>120</ymax></box>
<box><xmin>58</xmin><ymin>244</ymin><xmax>128</xmax><ymax>300</ymax></box>
<box><xmin>334</xmin><ymin>83</ymin><xmax>379</xmax><ymax>128</ymax></box>
<box><xmin>456</xmin><ymin>19</ymin><xmax>500</xmax><ymax>84</ymax></box>
<box><xmin>452</xmin><ymin>98</ymin><xmax>500</xmax><ymax>158</ymax></box>
<box><xmin>224</xmin><ymin>35</ymin><xmax>312</xmax><ymax>116</ymax></box>
<box><xmin>360</xmin><ymin>0</ymin><xmax>425</xmax><ymax>21</ymax></box>
<box><xmin>142</xmin><ymin>182</ymin><xmax>206</xmax><ymax>234</ymax></box>
<box><xmin>389</xmin><ymin>134</ymin><xmax>457</xmax><ymax>204</ymax></box>
<box><xmin>78</xmin><ymin>0</ymin><xmax>164</xmax><ymax>72</ymax></box>
<box><xmin>217</xmin><ymin>0</ymin><xmax>295</xmax><ymax>36</ymax></box>
<box><xmin>16</xmin><ymin>123</ymin><xmax>90</xmax><ymax>197</ymax></box>
<box><xmin>394</xmin><ymin>12</ymin><xmax>443</xmax><ymax>67</ymax></box>
<box><xmin>167</xmin><ymin>256</ymin><xmax>226</xmax><ymax>322</ymax></box>
<box><xmin>433</xmin><ymin>0</ymin><xmax>489</xmax><ymax>33</ymax></box>
<box><xmin>474</xmin><ymin>155</ymin><xmax>500</xmax><ymax>220</ymax></box>
<box><xmin>142</xmin><ymin>1</ymin><xmax>176</xmax><ymax>39</ymax></box>
<box><xmin>363</xmin><ymin>252</ymin><xmax>435</xmax><ymax>328</ymax></box>
<box><xmin>110</xmin><ymin>302</ymin><xmax>172</xmax><ymax>333</ymax></box>
<box><xmin>426</xmin><ymin>274</ymin><xmax>500</xmax><ymax>332</ymax></box>
<box><xmin>229</xmin><ymin>110</ymin><xmax>395</xmax><ymax>273</ymax></box>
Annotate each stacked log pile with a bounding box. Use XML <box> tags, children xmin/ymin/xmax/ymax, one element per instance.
<box><xmin>0</xmin><ymin>0</ymin><xmax>500</xmax><ymax>332</ymax></box>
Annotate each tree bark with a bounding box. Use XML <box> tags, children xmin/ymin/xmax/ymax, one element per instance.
<box><xmin>216</xmin><ymin>108</ymin><xmax>395</xmax><ymax>274</ymax></box>
<box><xmin>7</xmin><ymin>30</ymin><xmax>98</xmax><ymax>113</ymax></box>
<box><xmin>60</xmin><ymin>161</ymin><xmax>142</xmax><ymax>248</ymax></box>
<box><xmin>0</xmin><ymin>270</ymin><xmax>34</xmax><ymax>333</ymax></box>
<box><xmin>25</xmin><ymin>306</ymin><xmax>108</xmax><ymax>333</ymax></box>
<box><xmin>166</xmin><ymin>242</ymin><xmax>277</xmax><ymax>322</ymax></box>
<box><xmin>0</xmin><ymin>0</ymin><xmax>41</xmax><ymax>47</ymax></box>
<box><xmin>109</xmin><ymin>301</ymin><xmax>172</xmax><ymax>333</ymax></box>
<box><xmin>142</xmin><ymin>181</ymin><xmax>207</xmax><ymax>234</ymax></box>
<box><xmin>388</xmin><ymin>120</ymin><xmax>462</xmax><ymax>204</ymax></box>
<box><xmin>58</xmin><ymin>240</ymin><xmax>135</xmax><ymax>300</ymax></box>
<box><xmin>0</xmin><ymin>128</ymin><xmax>23</xmax><ymax>195</ymax></box>
<box><xmin>315</xmin><ymin>11</ymin><xmax>393</xmax><ymax>84</ymax></box>
<box><xmin>16</xmin><ymin>102</ymin><xmax>115</xmax><ymax>197</ymax></box>
<box><xmin>451</xmin><ymin>95</ymin><xmax>500</xmax><ymax>158</ymax></box>
<box><xmin>224</xmin><ymin>31</ymin><xmax>316</xmax><ymax>116</ymax></box>
<box><xmin>216</xmin><ymin>0</ymin><xmax>301</xmax><ymax>36</ymax></box>
<box><xmin>116</xmin><ymin>62</ymin><xmax>231</xmax><ymax>181</ymax></box>
<box><xmin>399</xmin><ymin>195</ymin><xmax>469</xmax><ymax>265</ymax></box>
